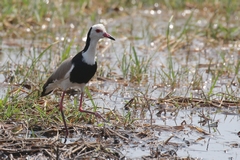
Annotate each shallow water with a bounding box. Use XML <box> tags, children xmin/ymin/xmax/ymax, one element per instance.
<box><xmin>152</xmin><ymin>107</ymin><xmax>240</xmax><ymax>159</ymax></box>
<box><xmin>0</xmin><ymin>7</ymin><xmax>239</xmax><ymax>159</ymax></box>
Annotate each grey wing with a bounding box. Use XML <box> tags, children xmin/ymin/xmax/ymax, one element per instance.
<box><xmin>49</xmin><ymin>57</ymin><xmax>73</xmax><ymax>81</ymax></box>
<box><xmin>41</xmin><ymin>57</ymin><xmax>73</xmax><ymax>96</ymax></box>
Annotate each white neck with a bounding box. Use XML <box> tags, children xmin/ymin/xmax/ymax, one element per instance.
<box><xmin>82</xmin><ymin>38</ymin><xmax>100</xmax><ymax>65</ymax></box>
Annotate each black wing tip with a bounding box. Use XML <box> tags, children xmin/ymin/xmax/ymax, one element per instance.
<box><xmin>41</xmin><ymin>88</ymin><xmax>52</xmax><ymax>97</ymax></box>
<box><xmin>41</xmin><ymin>91</ymin><xmax>52</xmax><ymax>97</ymax></box>
<box><xmin>41</xmin><ymin>78</ymin><xmax>54</xmax><ymax>97</ymax></box>
<box><xmin>41</xmin><ymin>83</ymin><xmax>52</xmax><ymax>97</ymax></box>
<box><xmin>40</xmin><ymin>91</ymin><xmax>46</xmax><ymax>97</ymax></box>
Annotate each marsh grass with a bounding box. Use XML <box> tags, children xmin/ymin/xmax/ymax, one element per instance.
<box><xmin>1</xmin><ymin>0</ymin><xmax>239</xmax><ymax>123</ymax></box>
<box><xmin>0</xmin><ymin>0</ymin><xmax>240</xmax><ymax>159</ymax></box>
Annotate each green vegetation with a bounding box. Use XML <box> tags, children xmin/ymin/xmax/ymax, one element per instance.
<box><xmin>0</xmin><ymin>0</ymin><xmax>240</xmax><ymax>159</ymax></box>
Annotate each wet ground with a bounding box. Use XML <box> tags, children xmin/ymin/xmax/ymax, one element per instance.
<box><xmin>0</xmin><ymin>2</ymin><xmax>240</xmax><ymax>159</ymax></box>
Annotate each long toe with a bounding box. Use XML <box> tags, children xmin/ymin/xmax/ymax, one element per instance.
<box><xmin>95</xmin><ymin>112</ymin><xmax>108</xmax><ymax>122</ymax></box>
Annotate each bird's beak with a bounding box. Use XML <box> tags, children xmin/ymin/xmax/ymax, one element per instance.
<box><xmin>103</xmin><ymin>32</ymin><xmax>115</xmax><ymax>41</ymax></box>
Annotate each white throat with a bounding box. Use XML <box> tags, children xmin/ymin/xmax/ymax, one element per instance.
<box><xmin>82</xmin><ymin>38</ymin><xmax>100</xmax><ymax>65</ymax></box>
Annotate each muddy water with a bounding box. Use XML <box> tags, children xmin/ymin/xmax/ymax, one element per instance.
<box><xmin>153</xmin><ymin>108</ymin><xmax>239</xmax><ymax>159</ymax></box>
<box><xmin>0</xmin><ymin>8</ymin><xmax>239</xmax><ymax>159</ymax></box>
<box><xmin>82</xmin><ymin>80</ymin><xmax>239</xmax><ymax>159</ymax></box>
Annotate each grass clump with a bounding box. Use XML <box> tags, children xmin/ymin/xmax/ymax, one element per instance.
<box><xmin>0</xmin><ymin>0</ymin><xmax>240</xmax><ymax>159</ymax></box>
<box><xmin>120</xmin><ymin>46</ymin><xmax>153</xmax><ymax>84</ymax></box>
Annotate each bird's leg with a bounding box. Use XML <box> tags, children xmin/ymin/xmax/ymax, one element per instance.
<box><xmin>79</xmin><ymin>92</ymin><xmax>107</xmax><ymax>122</ymax></box>
<box><xmin>59</xmin><ymin>91</ymin><xmax>68</xmax><ymax>143</ymax></box>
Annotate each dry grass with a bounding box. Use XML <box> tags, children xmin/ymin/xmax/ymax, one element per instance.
<box><xmin>0</xmin><ymin>0</ymin><xmax>240</xmax><ymax>159</ymax></box>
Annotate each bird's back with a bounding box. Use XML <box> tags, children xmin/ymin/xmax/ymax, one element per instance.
<box><xmin>41</xmin><ymin>57</ymin><xmax>73</xmax><ymax>96</ymax></box>
<box><xmin>41</xmin><ymin>53</ymin><xmax>97</xmax><ymax>97</ymax></box>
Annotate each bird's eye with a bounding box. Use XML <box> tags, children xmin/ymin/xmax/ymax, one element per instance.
<box><xmin>96</xmin><ymin>29</ymin><xmax>102</xmax><ymax>33</ymax></box>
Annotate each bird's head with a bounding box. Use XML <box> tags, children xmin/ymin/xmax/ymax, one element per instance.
<box><xmin>90</xmin><ymin>24</ymin><xmax>115</xmax><ymax>41</ymax></box>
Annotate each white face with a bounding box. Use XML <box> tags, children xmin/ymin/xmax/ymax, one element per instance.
<box><xmin>90</xmin><ymin>24</ymin><xmax>107</xmax><ymax>39</ymax></box>
<box><xmin>90</xmin><ymin>24</ymin><xmax>115</xmax><ymax>41</ymax></box>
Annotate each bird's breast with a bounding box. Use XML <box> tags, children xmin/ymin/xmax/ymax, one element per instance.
<box><xmin>69</xmin><ymin>62</ymin><xmax>97</xmax><ymax>84</ymax></box>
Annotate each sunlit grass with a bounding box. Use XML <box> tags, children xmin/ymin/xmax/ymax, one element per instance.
<box><xmin>1</xmin><ymin>0</ymin><xmax>239</xmax><ymax>118</ymax></box>
<box><xmin>0</xmin><ymin>0</ymin><xmax>240</xmax><ymax>158</ymax></box>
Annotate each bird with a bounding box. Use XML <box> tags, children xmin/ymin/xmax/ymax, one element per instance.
<box><xmin>41</xmin><ymin>24</ymin><xmax>115</xmax><ymax>143</ymax></box>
